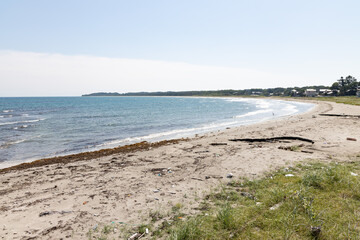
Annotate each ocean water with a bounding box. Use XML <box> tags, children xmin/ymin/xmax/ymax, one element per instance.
<box><xmin>0</xmin><ymin>97</ymin><xmax>313</xmax><ymax>167</ymax></box>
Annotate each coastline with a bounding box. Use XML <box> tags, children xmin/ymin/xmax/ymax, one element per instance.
<box><xmin>0</xmin><ymin>97</ymin><xmax>313</xmax><ymax>171</ymax></box>
<box><xmin>1</xmin><ymin>99</ymin><xmax>360</xmax><ymax>239</ymax></box>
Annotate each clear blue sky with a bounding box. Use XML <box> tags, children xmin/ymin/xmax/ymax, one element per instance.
<box><xmin>0</xmin><ymin>0</ymin><xmax>359</xmax><ymax>96</ymax></box>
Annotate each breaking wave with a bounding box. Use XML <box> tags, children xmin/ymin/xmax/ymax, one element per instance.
<box><xmin>0</xmin><ymin>119</ymin><xmax>45</xmax><ymax>126</ymax></box>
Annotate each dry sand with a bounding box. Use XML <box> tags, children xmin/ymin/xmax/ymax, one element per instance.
<box><xmin>1</xmin><ymin>99</ymin><xmax>360</xmax><ymax>239</ymax></box>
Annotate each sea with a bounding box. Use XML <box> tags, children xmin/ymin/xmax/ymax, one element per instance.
<box><xmin>0</xmin><ymin>97</ymin><xmax>314</xmax><ymax>168</ymax></box>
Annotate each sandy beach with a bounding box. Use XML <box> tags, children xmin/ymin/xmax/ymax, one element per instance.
<box><xmin>1</xmin><ymin>99</ymin><xmax>360</xmax><ymax>239</ymax></box>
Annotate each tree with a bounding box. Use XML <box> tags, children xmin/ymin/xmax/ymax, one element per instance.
<box><xmin>334</xmin><ymin>75</ymin><xmax>358</xmax><ymax>95</ymax></box>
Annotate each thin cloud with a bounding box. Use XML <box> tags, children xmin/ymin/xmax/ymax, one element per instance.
<box><xmin>0</xmin><ymin>50</ymin><xmax>303</xmax><ymax>96</ymax></box>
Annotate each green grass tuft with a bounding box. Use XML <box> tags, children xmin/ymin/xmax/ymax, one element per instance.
<box><xmin>161</xmin><ymin>161</ymin><xmax>360</xmax><ymax>239</ymax></box>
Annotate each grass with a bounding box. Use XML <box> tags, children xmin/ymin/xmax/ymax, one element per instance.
<box><xmin>300</xmin><ymin>96</ymin><xmax>360</xmax><ymax>106</ymax></box>
<box><xmin>165</xmin><ymin>161</ymin><xmax>360</xmax><ymax>239</ymax></box>
<box><xmin>86</xmin><ymin>222</ymin><xmax>152</xmax><ymax>240</ymax></box>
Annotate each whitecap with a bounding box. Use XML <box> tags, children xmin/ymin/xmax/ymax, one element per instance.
<box><xmin>0</xmin><ymin>118</ymin><xmax>45</xmax><ymax>126</ymax></box>
<box><xmin>0</xmin><ymin>139</ymin><xmax>27</xmax><ymax>148</ymax></box>
<box><xmin>0</xmin><ymin>135</ymin><xmax>41</xmax><ymax>148</ymax></box>
<box><xmin>2</xmin><ymin>110</ymin><xmax>14</xmax><ymax>113</ymax></box>
<box><xmin>282</xmin><ymin>104</ymin><xmax>299</xmax><ymax>115</ymax></box>
<box><xmin>226</xmin><ymin>98</ymin><xmax>272</xmax><ymax>109</ymax></box>
<box><xmin>235</xmin><ymin>109</ymin><xmax>273</xmax><ymax>118</ymax></box>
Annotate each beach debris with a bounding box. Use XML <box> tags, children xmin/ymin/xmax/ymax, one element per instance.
<box><xmin>285</xmin><ymin>174</ymin><xmax>295</xmax><ymax>177</ymax></box>
<box><xmin>93</xmin><ymin>224</ymin><xmax>98</xmax><ymax>230</ymax></box>
<box><xmin>39</xmin><ymin>211</ymin><xmax>51</xmax><ymax>217</ymax></box>
<box><xmin>205</xmin><ymin>176</ymin><xmax>211</xmax><ymax>179</ymax></box>
<box><xmin>310</xmin><ymin>226</ymin><xmax>321</xmax><ymax>238</ymax></box>
<box><xmin>278</xmin><ymin>144</ymin><xmax>304</xmax><ymax>151</ymax></box>
<box><xmin>229</xmin><ymin>136</ymin><xmax>314</xmax><ymax>144</ymax></box>
<box><xmin>146</xmin><ymin>228</ymin><xmax>149</xmax><ymax>234</ymax></box>
<box><xmin>226</xmin><ymin>173</ymin><xmax>233</xmax><ymax>178</ymax></box>
<box><xmin>210</xmin><ymin>143</ymin><xmax>228</xmax><ymax>146</ymax></box>
<box><xmin>153</xmin><ymin>189</ymin><xmax>160</xmax><ymax>193</ymax></box>
<box><xmin>270</xmin><ymin>202</ymin><xmax>283</xmax><ymax>210</ymax></box>
<box><xmin>128</xmin><ymin>233</ymin><xmax>141</xmax><ymax>240</ymax></box>
<box><xmin>351</xmin><ymin>172</ymin><xmax>358</xmax><ymax>176</ymax></box>
<box><xmin>194</xmin><ymin>150</ymin><xmax>210</xmax><ymax>153</ymax></box>
<box><xmin>240</xmin><ymin>192</ymin><xmax>255</xmax><ymax>200</ymax></box>
<box><xmin>83</xmin><ymin>201</ymin><xmax>89</xmax><ymax>205</ymax></box>
<box><xmin>1</xmin><ymin>139</ymin><xmax>183</xmax><ymax>174</ymax></box>
<box><xmin>319</xmin><ymin>113</ymin><xmax>360</xmax><ymax>118</ymax></box>
<box><xmin>301</xmin><ymin>150</ymin><xmax>314</xmax><ymax>154</ymax></box>
<box><xmin>347</xmin><ymin>137</ymin><xmax>357</xmax><ymax>141</ymax></box>
<box><xmin>191</xmin><ymin>177</ymin><xmax>204</xmax><ymax>181</ymax></box>
<box><xmin>39</xmin><ymin>210</ymin><xmax>73</xmax><ymax>217</ymax></box>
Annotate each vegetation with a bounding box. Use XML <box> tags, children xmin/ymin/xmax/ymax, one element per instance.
<box><xmin>302</xmin><ymin>96</ymin><xmax>360</xmax><ymax>106</ymax></box>
<box><xmin>82</xmin><ymin>92</ymin><xmax>122</xmax><ymax>96</ymax></box>
<box><xmin>82</xmin><ymin>75</ymin><xmax>359</xmax><ymax>98</ymax></box>
<box><xmin>82</xmin><ymin>86</ymin><xmax>324</xmax><ymax>98</ymax></box>
<box><xmin>163</xmin><ymin>161</ymin><xmax>360</xmax><ymax>240</ymax></box>
<box><xmin>331</xmin><ymin>76</ymin><xmax>358</xmax><ymax>96</ymax></box>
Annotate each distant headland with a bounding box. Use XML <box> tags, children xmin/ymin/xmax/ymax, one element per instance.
<box><xmin>82</xmin><ymin>92</ymin><xmax>122</xmax><ymax>97</ymax></box>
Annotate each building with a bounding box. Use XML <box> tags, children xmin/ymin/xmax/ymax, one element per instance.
<box><xmin>319</xmin><ymin>89</ymin><xmax>332</xmax><ymax>96</ymax></box>
<box><xmin>305</xmin><ymin>89</ymin><xmax>317</xmax><ymax>97</ymax></box>
<box><xmin>290</xmin><ymin>89</ymin><xmax>299</xmax><ymax>97</ymax></box>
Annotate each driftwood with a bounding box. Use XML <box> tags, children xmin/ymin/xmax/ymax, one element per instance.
<box><xmin>347</xmin><ymin>137</ymin><xmax>357</xmax><ymax>141</ymax></box>
<box><xmin>210</xmin><ymin>143</ymin><xmax>228</xmax><ymax>146</ymax></box>
<box><xmin>229</xmin><ymin>136</ymin><xmax>314</xmax><ymax>144</ymax></box>
<box><xmin>319</xmin><ymin>113</ymin><xmax>360</xmax><ymax>118</ymax></box>
<box><xmin>301</xmin><ymin>150</ymin><xmax>314</xmax><ymax>154</ymax></box>
<box><xmin>191</xmin><ymin>177</ymin><xmax>204</xmax><ymax>181</ymax></box>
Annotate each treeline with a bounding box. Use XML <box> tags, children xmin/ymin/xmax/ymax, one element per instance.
<box><xmin>82</xmin><ymin>75</ymin><xmax>359</xmax><ymax>97</ymax></box>
<box><xmin>331</xmin><ymin>75</ymin><xmax>358</xmax><ymax>96</ymax></box>
<box><xmin>83</xmin><ymin>86</ymin><xmax>329</xmax><ymax>97</ymax></box>
<box><xmin>82</xmin><ymin>92</ymin><xmax>122</xmax><ymax>97</ymax></box>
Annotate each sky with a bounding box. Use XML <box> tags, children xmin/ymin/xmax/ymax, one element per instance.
<box><xmin>0</xmin><ymin>0</ymin><xmax>359</xmax><ymax>96</ymax></box>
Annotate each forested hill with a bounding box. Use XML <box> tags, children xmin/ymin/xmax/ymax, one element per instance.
<box><xmin>82</xmin><ymin>92</ymin><xmax>122</xmax><ymax>96</ymax></box>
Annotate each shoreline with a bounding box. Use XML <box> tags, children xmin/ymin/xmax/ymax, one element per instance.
<box><xmin>0</xmin><ymin>139</ymin><xmax>184</xmax><ymax>174</ymax></box>
<box><xmin>0</xmin><ymin>97</ymin><xmax>314</xmax><ymax>171</ymax></box>
<box><xmin>1</xmin><ymin>99</ymin><xmax>360</xmax><ymax>239</ymax></box>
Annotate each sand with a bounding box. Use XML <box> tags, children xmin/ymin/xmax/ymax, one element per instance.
<box><xmin>1</xmin><ymin>99</ymin><xmax>360</xmax><ymax>239</ymax></box>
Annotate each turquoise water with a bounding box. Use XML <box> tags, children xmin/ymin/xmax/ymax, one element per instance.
<box><xmin>0</xmin><ymin>97</ymin><xmax>313</xmax><ymax>167</ymax></box>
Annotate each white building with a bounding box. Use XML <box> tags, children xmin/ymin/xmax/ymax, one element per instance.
<box><xmin>305</xmin><ymin>89</ymin><xmax>317</xmax><ymax>97</ymax></box>
<box><xmin>319</xmin><ymin>89</ymin><xmax>332</xmax><ymax>95</ymax></box>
